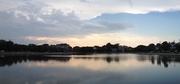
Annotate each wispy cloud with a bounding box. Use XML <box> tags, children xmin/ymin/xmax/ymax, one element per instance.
<box><xmin>80</xmin><ymin>0</ymin><xmax>91</xmax><ymax>3</ymax></box>
<box><xmin>0</xmin><ymin>2</ymin><xmax>133</xmax><ymax>44</ymax></box>
<box><xmin>1</xmin><ymin>0</ymin><xmax>180</xmax><ymax>20</ymax></box>
<box><xmin>128</xmin><ymin>0</ymin><xmax>133</xmax><ymax>7</ymax></box>
<box><xmin>0</xmin><ymin>0</ymin><xmax>179</xmax><ymax>46</ymax></box>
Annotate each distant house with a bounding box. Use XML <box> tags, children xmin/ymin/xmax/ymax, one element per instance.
<box><xmin>155</xmin><ymin>43</ymin><xmax>161</xmax><ymax>52</ymax></box>
<box><xmin>56</xmin><ymin>43</ymin><xmax>72</xmax><ymax>52</ymax></box>
<box><xmin>111</xmin><ymin>48</ymin><xmax>118</xmax><ymax>52</ymax></box>
<box><xmin>118</xmin><ymin>46</ymin><xmax>132</xmax><ymax>52</ymax></box>
<box><xmin>118</xmin><ymin>46</ymin><xmax>126</xmax><ymax>52</ymax></box>
<box><xmin>170</xmin><ymin>42</ymin><xmax>176</xmax><ymax>51</ymax></box>
<box><xmin>104</xmin><ymin>43</ymin><xmax>119</xmax><ymax>52</ymax></box>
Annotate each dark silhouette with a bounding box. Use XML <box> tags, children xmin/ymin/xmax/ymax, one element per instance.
<box><xmin>161</xmin><ymin>56</ymin><xmax>169</xmax><ymax>68</ymax></box>
<box><xmin>147</xmin><ymin>43</ymin><xmax>156</xmax><ymax>52</ymax></box>
<box><xmin>73</xmin><ymin>43</ymin><xmax>132</xmax><ymax>53</ymax></box>
<box><xmin>106</xmin><ymin>57</ymin><xmax>113</xmax><ymax>63</ymax></box>
<box><xmin>1</xmin><ymin>39</ymin><xmax>180</xmax><ymax>53</ymax></box>
<box><xmin>134</xmin><ymin>45</ymin><xmax>148</xmax><ymax>52</ymax></box>
<box><xmin>0</xmin><ymin>39</ymin><xmax>72</xmax><ymax>52</ymax></box>
<box><xmin>161</xmin><ymin>41</ymin><xmax>171</xmax><ymax>52</ymax></box>
<box><xmin>133</xmin><ymin>41</ymin><xmax>180</xmax><ymax>53</ymax></box>
<box><xmin>0</xmin><ymin>55</ymin><xmax>71</xmax><ymax>67</ymax></box>
<box><xmin>73</xmin><ymin>56</ymin><xmax>121</xmax><ymax>63</ymax></box>
<box><xmin>175</xmin><ymin>43</ymin><xmax>180</xmax><ymax>52</ymax></box>
<box><xmin>148</xmin><ymin>55</ymin><xmax>180</xmax><ymax>68</ymax></box>
<box><xmin>157</xmin><ymin>56</ymin><xmax>161</xmax><ymax>65</ymax></box>
<box><xmin>1</xmin><ymin>54</ymin><xmax>180</xmax><ymax>68</ymax></box>
<box><xmin>151</xmin><ymin>56</ymin><xmax>155</xmax><ymax>64</ymax></box>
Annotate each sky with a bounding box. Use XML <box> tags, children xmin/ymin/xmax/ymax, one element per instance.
<box><xmin>0</xmin><ymin>0</ymin><xmax>180</xmax><ymax>47</ymax></box>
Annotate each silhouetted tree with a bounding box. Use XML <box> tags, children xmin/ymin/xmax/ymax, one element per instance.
<box><xmin>105</xmin><ymin>43</ymin><xmax>112</xmax><ymax>52</ymax></box>
<box><xmin>80</xmin><ymin>47</ymin><xmax>94</xmax><ymax>52</ymax></box>
<box><xmin>134</xmin><ymin>45</ymin><xmax>148</xmax><ymax>52</ymax></box>
<box><xmin>156</xmin><ymin>43</ymin><xmax>162</xmax><ymax>52</ymax></box>
<box><xmin>175</xmin><ymin>43</ymin><xmax>180</xmax><ymax>52</ymax></box>
<box><xmin>148</xmin><ymin>43</ymin><xmax>155</xmax><ymax>52</ymax></box>
<box><xmin>41</xmin><ymin>44</ymin><xmax>49</xmax><ymax>52</ymax></box>
<box><xmin>161</xmin><ymin>41</ymin><xmax>171</xmax><ymax>52</ymax></box>
<box><xmin>73</xmin><ymin>46</ymin><xmax>81</xmax><ymax>52</ymax></box>
<box><xmin>0</xmin><ymin>40</ymin><xmax>14</xmax><ymax>51</ymax></box>
<box><xmin>28</xmin><ymin>44</ymin><xmax>38</xmax><ymax>52</ymax></box>
<box><xmin>1</xmin><ymin>39</ymin><xmax>180</xmax><ymax>53</ymax></box>
<box><xmin>94</xmin><ymin>46</ymin><xmax>105</xmax><ymax>53</ymax></box>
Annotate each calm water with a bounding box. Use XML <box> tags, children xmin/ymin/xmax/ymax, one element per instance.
<box><xmin>0</xmin><ymin>53</ymin><xmax>180</xmax><ymax>84</ymax></box>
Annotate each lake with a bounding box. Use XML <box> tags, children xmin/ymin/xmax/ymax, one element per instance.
<box><xmin>0</xmin><ymin>53</ymin><xmax>180</xmax><ymax>84</ymax></box>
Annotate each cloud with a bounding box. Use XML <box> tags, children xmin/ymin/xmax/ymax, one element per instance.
<box><xmin>80</xmin><ymin>0</ymin><xmax>91</xmax><ymax>3</ymax></box>
<box><xmin>0</xmin><ymin>0</ymin><xmax>178</xmax><ymax>45</ymax></box>
<box><xmin>0</xmin><ymin>10</ymin><xmax>132</xmax><ymax>37</ymax></box>
<box><xmin>97</xmin><ymin>21</ymin><xmax>133</xmax><ymax>31</ymax></box>
<box><xmin>1</xmin><ymin>0</ymin><xmax>180</xmax><ymax>20</ymax></box>
<box><xmin>0</xmin><ymin>2</ymin><xmax>133</xmax><ymax>44</ymax></box>
<box><xmin>128</xmin><ymin>0</ymin><xmax>133</xmax><ymax>7</ymax></box>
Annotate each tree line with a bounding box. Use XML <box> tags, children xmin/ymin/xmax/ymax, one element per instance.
<box><xmin>134</xmin><ymin>41</ymin><xmax>180</xmax><ymax>53</ymax></box>
<box><xmin>0</xmin><ymin>39</ymin><xmax>180</xmax><ymax>53</ymax></box>
<box><xmin>0</xmin><ymin>39</ymin><xmax>71</xmax><ymax>52</ymax></box>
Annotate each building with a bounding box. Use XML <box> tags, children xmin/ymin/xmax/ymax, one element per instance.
<box><xmin>56</xmin><ymin>43</ymin><xmax>72</xmax><ymax>52</ymax></box>
<box><xmin>170</xmin><ymin>42</ymin><xmax>176</xmax><ymax>51</ymax></box>
<box><xmin>118</xmin><ymin>45</ymin><xmax>132</xmax><ymax>52</ymax></box>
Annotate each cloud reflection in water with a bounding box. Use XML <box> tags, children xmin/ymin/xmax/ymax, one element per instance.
<box><xmin>0</xmin><ymin>54</ymin><xmax>180</xmax><ymax>84</ymax></box>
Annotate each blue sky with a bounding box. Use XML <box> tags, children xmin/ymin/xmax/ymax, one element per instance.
<box><xmin>0</xmin><ymin>0</ymin><xmax>180</xmax><ymax>47</ymax></box>
<box><xmin>92</xmin><ymin>12</ymin><xmax>180</xmax><ymax>37</ymax></box>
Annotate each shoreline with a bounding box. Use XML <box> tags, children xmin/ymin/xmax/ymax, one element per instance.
<box><xmin>0</xmin><ymin>52</ymin><xmax>76</xmax><ymax>56</ymax></box>
<box><xmin>0</xmin><ymin>52</ymin><xmax>180</xmax><ymax>56</ymax></box>
<box><xmin>140</xmin><ymin>52</ymin><xmax>180</xmax><ymax>56</ymax></box>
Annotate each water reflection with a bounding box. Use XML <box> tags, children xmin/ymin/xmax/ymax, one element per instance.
<box><xmin>148</xmin><ymin>55</ymin><xmax>180</xmax><ymax>68</ymax></box>
<box><xmin>1</xmin><ymin>54</ymin><xmax>180</xmax><ymax>68</ymax></box>
<box><xmin>0</xmin><ymin>55</ymin><xmax>71</xmax><ymax>67</ymax></box>
<box><xmin>73</xmin><ymin>56</ymin><xmax>122</xmax><ymax>63</ymax></box>
<box><xmin>1</xmin><ymin>54</ymin><xmax>180</xmax><ymax>84</ymax></box>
